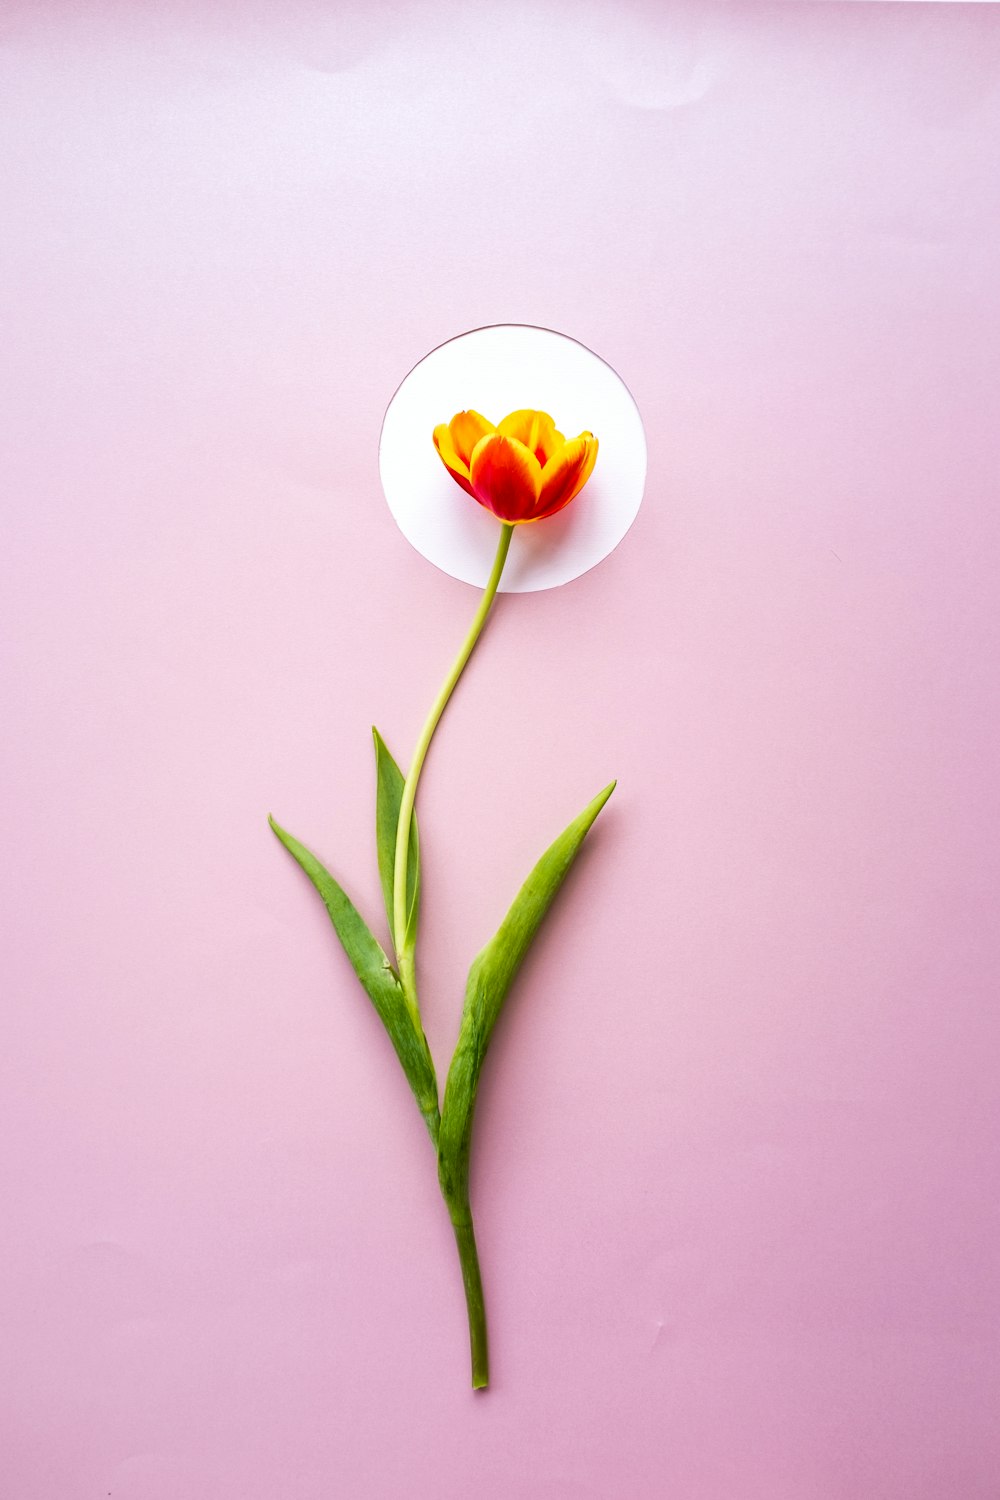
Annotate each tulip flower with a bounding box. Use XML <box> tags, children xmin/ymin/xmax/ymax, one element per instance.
<box><xmin>433</xmin><ymin>407</ymin><xmax>598</xmax><ymax>524</ymax></box>
<box><xmin>270</xmin><ymin>402</ymin><xmax>614</xmax><ymax>1391</ymax></box>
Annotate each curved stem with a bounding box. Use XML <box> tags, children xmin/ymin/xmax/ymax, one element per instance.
<box><xmin>450</xmin><ymin>1211</ymin><xmax>489</xmax><ymax>1389</ymax></box>
<box><xmin>392</xmin><ymin>523</ymin><xmax>514</xmax><ymax>972</ymax></box>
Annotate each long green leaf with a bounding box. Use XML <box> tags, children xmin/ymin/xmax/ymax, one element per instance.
<box><xmin>269</xmin><ymin>815</ymin><xmax>438</xmax><ymax>1135</ymax></box>
<box><xmin>372</xmin><ymin>727</ymin><xmax>419</xmax><ymax>953</ymax></box>
<box><xmin>438</xmin><ymin>781</ymin><xmax>616</xmax><ymax>1204</ymax></box>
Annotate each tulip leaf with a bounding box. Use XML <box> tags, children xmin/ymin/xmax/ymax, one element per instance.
<box><xmin>438</xmin><ymin>781</ymin><xmax>616</xmax><ymax>1205</ymax></box>
<box><xmin>372</xmin><ymin>727</ymin><xmax>419</xmax><ymax>954</ymax></box>
<box><xmin>269</xmin><ymin>814</ymin><xmax>439</xmax><ymax>1135</ymax></box>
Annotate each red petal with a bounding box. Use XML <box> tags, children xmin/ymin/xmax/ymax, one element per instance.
<box><xmin>536</xmin><ymin>433</ymin><xmax>598</xmax><ymax>519</ymax></box>
<box><xmin>468</xmin><ymin>434</ymin><xmax>542</xmax><ymax>523</ymax></box>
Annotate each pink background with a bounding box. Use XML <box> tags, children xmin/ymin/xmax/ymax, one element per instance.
<box><xmin>3</xmin><ymin>3</ymin><xmax>1000</xmax><ymax>1496</ymax></box>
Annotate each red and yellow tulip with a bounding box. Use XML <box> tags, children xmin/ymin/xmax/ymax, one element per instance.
<box><xmin>273</xmin><ymin>388</ymin><xmax>617</xmax><ymax>1390</ymax></box>
<box><xmin>433</xmin><ymin>408</ymin><xmax>598</xmax><ymax>524</ymax></box>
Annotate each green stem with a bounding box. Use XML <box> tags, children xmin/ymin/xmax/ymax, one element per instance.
<box><xmin>450</xmin><ymin>1209</ymin><xmax>489</xmax><ymax>1389</ymax></box>
<box><xmin>392</xmin><ymin>521</ymin><xmax>512</xmax><ymax>1387</ymax></box>
<box><xmin>392</xmin><ymin>522</ymin><xmax>514</xmax><ymax>971</ymax></box>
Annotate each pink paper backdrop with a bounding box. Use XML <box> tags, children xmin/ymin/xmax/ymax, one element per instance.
<box><xmin>3</xmin><ymin>3</ymin><xmax>1000</xmax><ymax>1496</ymax></box>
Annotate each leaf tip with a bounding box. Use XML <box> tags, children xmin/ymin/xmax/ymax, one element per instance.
<box><xmin>593</xmin><ymin>779</ymin><xmax>617</xmax><ymax>813</ymax></box>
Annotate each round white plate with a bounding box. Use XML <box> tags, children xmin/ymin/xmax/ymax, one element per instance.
<box><xmin>379</xmin><ymin>324</ymin><xmax>647</xmax><ymax>592</ymax></box>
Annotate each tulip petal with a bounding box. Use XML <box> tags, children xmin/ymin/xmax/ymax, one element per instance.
<box><xmin>448</xmin><ymin>409</ymin><xmax>495</xmax><ymax>466</ymax></box>
<box><xmin>433</xmin><ymin>423</ymin><xmax>476</xmax><ymax>496</ymax></box>
<box><xmin>537</xmin><ymin>433</ymin><xmax>598</xmax><ymax>519</ymax></box>
<box><xmin>469</xmin><ymin>433</ymin><xmax>542</xmax><ymax>523</ymax></box>
<box><xmin>497</xmin><ymin>409</ymin><xmax>565</xmax><ymax>468</ymax></box>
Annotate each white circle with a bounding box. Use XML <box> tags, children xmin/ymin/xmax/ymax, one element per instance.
<box><xmin>378</xmin><ymin>325</ymin><xmax>647</xmax><ymax>592</ymax></box>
